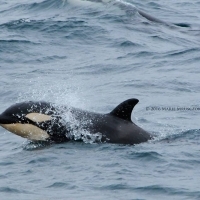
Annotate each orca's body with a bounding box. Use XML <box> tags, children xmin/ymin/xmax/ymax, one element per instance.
<box><xmin>0</xmin><ymin>99</ymin><xmax>151</xmax><ymax>145</ymax></box>
<box><xmin>69</xmin><ymin>0</ymin><xmax>189</xmax><ymax>28</ymax></box>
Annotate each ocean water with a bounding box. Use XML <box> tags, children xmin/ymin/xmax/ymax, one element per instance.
<box><xmin>0</xmin><ymin>0</ymin><xmax>200</xmax><ymax>199</ymax></box>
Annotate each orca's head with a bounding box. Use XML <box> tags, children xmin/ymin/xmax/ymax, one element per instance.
<box><xmin>0</xmin><ymin>101</ymin><xmax>68</xmax><ymax>142</ymax></box>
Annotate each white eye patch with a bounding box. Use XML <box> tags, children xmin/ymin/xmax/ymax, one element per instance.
<box><xmin>26</xmin><ymin>113</ymin><xmax>51</xmax><ymax>123</ymax></box>
<box><xmin>0</xmin><ymin>123</ymin><xmax>50</xmax><ymax>141</ymax></box>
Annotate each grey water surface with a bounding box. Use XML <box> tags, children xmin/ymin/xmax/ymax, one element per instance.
<box><xmin>0</xmin><ymin>0</ymin><xmax>200</xmax><ymax>199</ymax></box>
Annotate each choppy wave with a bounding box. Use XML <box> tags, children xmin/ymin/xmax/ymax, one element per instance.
<box><xmin>164</xmin><ymin>129</ymin><xmax>200</xmax><ymax>142</ymax></box>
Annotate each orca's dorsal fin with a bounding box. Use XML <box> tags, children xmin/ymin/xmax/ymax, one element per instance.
<box><xmin>110</xmin><ymin>98</ymin><xmax>139</xmax><ymax>121</ymax></box>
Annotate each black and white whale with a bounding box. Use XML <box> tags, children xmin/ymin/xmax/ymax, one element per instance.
<box><xmin>0</xmin><ymin>98</ymin><xmax>151</xmax><ymax>145</ymax></box>
<box><xmin>69</xmin><ymin>0</ymin><xmax>190</xmax><ymax>28</ymax></box>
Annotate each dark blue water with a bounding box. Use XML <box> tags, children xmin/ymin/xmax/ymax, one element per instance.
<box><xmin>0</xmin><ymin>0</ymin><xmax>200</xmax><ymax>199</ymax></box>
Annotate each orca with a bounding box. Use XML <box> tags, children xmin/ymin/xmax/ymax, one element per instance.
<box><xmin>69</xmin><ymin>0</ymin><xmax>190</xmax><ymax>28</ymax></box>
<box><xmin>0</xmin><ymin>99</ymin><xmax>151</xmax><ymax>144</ymax></box>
